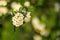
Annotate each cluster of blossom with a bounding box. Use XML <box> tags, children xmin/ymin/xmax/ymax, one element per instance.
<box><xmin>12</xmin><ymin>1</ymin><xmax>31</xmax><ymax>27</ymax></box>
<box><xmin>11</xmin><ymin>1</ymin><xmax>30</xmax><ymax>11</ymax></box>
<box><xmin>0</xmin><ymin>0</ymin><xmax>8</xmax><ymax>16</ymax></box>
<box><xmin>12</xmin><ymin>13</ymin><xmax>24</xmax><ymax>27</ymax></box>
<box><xmin>55</xmin><ymin>2</ymin><xmax>60</xmax><ymax>12</ymax></box>
<box><xmin>32</xmin><ymin>17</ymin><xmax>50</xmax><ymax>37</ymax></box>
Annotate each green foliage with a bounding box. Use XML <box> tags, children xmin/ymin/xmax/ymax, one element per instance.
<box><xmin>0</xmin><ymin>0</ymin><xmax>60</xmax><ymax>40</ymax></box>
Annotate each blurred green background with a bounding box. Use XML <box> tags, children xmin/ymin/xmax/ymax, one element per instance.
<box><xmin>0</xmin><ymin>0</ymin><xmax>60</xmax><ymax>40</ymax></box>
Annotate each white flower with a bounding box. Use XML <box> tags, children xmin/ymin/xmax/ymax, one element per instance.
<box><xmin>32</xmin><ymin>17</ymin><xmax>50</xmax><ymax>36</ymax></box>
<box><xmin>40</xmin><ymin>29</ymin><xmax>50</xmax><ymax>37</ymax></box>
<box><xmin>24</xmin><ymin>1</ymin><xmax>30</xmax><ymax>7</ymax></box>
<box><xmin>24</xmin><ymin>12</ymin><xmax>31</xmax><ymax>22</ymax></box>
<box><xmin>55</xmin><ymin>2</ymin><xmax>59</xmax><ymax>12</ymax></box>
<box><xmin>0</xmin><ymin>0</ymin><xmax>7</xmax><ymax>6</ymax></box>
<box><xmin>32</xmin><ymin>17</ymin><xmax>46</xmax><ymax>32</ymax></box>
<box><xmin>11</xmin><ymin>2</ymin><xmax>22</xmax><ymax>11</ymax></box>
<box><xmin>0</xmin><ymin>7</ymin><xmax>8</xmax><ymax>16</ymax></box>
<box><xmin>26</xmin><ymin>12</ymin><xmax>31</xmax><ymax>17</ymax></box>
<box><xmin>24</xmin><ymin>17</ymin><xmax>31</xmax><ymax>23</ymax></box>
<box><xmin>12</xmin><ymin>13</ymin><xmax>24</xmax><ymax>27</ymax></box>
<box><xmin>15</xmin><ymin>12</ymin><xmax>24</xmax><ymax>18</ymax></box>
<box><xmin>56</xmin><ymin>30</ymin><xmax>60</xmax><ymax>36</ymax></box>
<box><xmin>33</xmin><ymin>35</ymin><xmax>42</xmax><ymax>40</ymax></box>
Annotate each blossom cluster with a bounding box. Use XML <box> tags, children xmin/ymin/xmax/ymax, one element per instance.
<box><xmin>32</xmin><ymin>17</ymin><xmax>50</xmax><ymax>37</ymax></box>
<box><xmin>0</xmin><ymin>0</ymin><xmax>8</xmax><ymax>16</ymax></box>
<box><xmin>11</xmin><ymin>1</ymin><xmax>31</xmax><ymax>27</ymax></box>
<box><xmin>12</xmin><ymin>13</ymin><xmax>24</xmax><ymax>27</ymax></box>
